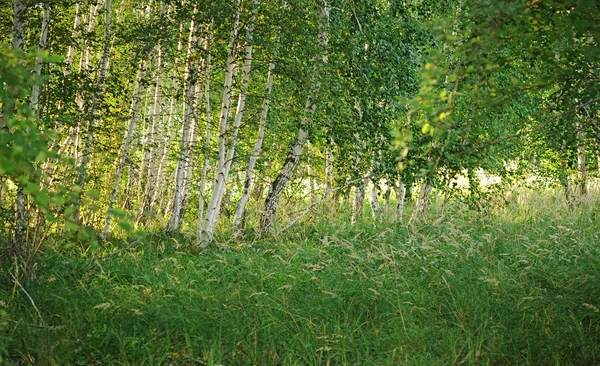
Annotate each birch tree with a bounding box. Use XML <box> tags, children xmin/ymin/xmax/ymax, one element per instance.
<box><xmin>232</xmin><ymin>29</ymin><xmax>278</xmax><ymax>236</ymax></box>
<box><xmin>102</xmin><ymin>59</ymin><xmax>147</xmax><ymax>238</ymax></box>
<box><xmin>260</xmin><ymin>0</ymin><xmax>329</xmax><ymax>234</ymax></box>
<box><xmin>198</xmin><ymin>0</ymin><xmax>249</xmax><ymax>245</ymax></box>
<box><xmin>167</xmin><ymin>2</ymin><xmax>201</xmax><ymax>231</ymax></box>
<box><xmin>74</xmin><ymin>0</ymin><xmax>112</xmax><ymax>221</ymax></box>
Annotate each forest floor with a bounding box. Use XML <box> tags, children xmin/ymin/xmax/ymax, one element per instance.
<box><xmin>2</xmin><ymin>187</ymin><xmax>600</xmax><ymax>365</ymax></box>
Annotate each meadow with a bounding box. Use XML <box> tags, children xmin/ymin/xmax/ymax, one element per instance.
<box><xmin>2</xmin><ymin>186</ymin><xmax>600</xmax><ymax>365</ymax></box>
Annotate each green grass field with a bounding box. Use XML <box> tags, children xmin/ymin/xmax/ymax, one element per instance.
<box><xmin>2</xmin><ymin>189</ymin><xmax>600</xmax><ymax>365</ymax></box>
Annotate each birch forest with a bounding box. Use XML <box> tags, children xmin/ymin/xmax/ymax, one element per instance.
<box><xmin>2</xmin><ymin>0</ymin><xmax>600</xmax><ymax>364</ymax></box>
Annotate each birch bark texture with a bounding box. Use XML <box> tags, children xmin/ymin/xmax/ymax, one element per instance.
<box><xmin>199</xmin><ymin>0</ymin><xmax>252</xmax><ymax>245</ymax></box>
<box><xmin>168</xmin><ymin>3</ymin><xmax>202</xmax><ymax>231</ymax></box>
<box><xmin>260</xmin><ymin>0</ymin><xmax>330</xmax><ymax>235</ymax></box>
<box><xmin>102</xmin><ymin>60</ymin><xmax>147</xmax><ymax>238</ymax></box>
<box><xmin>232</xmin><ymin>28</ymin><xmax>279</xmax><ymax>236</ymax></box>
<box><xmin>74</xmin><ymin>0</ymin><xmax>112</xmax><ymax>221</ymax></box>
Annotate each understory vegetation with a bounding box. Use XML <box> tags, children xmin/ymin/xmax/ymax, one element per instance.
<box><xmin>2</xmin><ymin>186</ymin><xmax>600</xmax><ymax>365</ymax></box>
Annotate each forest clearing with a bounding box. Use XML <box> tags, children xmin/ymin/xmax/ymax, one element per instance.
<box><xmin>1</xmin><ymin>0</ymin><xmax>599</xmax><ymax>364</ymax></box>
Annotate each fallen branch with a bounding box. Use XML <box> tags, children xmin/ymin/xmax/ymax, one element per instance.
<box><xmin>78</xmin><ymin>239</ymin><xmax>142</xmax><ymax>271</ymax></box>
<box><xmin>10</xmin><ymin>271</ymin><xmax>44</xmax><ymax>324</ymax></box>
<box><xmin>279</xmin><ymin>175</ymin><xmax>370</xmax><ymax>234</ymax></box>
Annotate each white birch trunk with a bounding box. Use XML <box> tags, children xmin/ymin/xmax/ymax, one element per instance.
<box><xmin>325</xmin><ymin>137</ymin><xmax>334</xmax><ymax>191</ymax></box>
<box><xmin>151</xmin><ymin>13</ymin><xmax>186</xmax><ymax>214</ymax></box>
<box><xmin>74</xmin><ymin>0</ymin><xmax>112</xmax><ymax>220</ymax></box>
<box><xmin>409</xmin><ymin>181</ymin><xmax>433</xmax><ymax>224</ymax></box>
<box><xmin>167</xmin><ymin>3</ymin><xmax>200</xmax><ymax>231</ymax></box>
<box><xmin>260</xmin><ymin>2</ymin><xmax>329</xmax><ymax>234</ymax></box>
<box><xmin>11</xmin><ymin>0</ymin><xmax>27</xmax><ymax>51</ymax></box>
<box><xmin>140</xmin><ymin>45</ymin><xmax>164</xmax><ymax>217</ymax></box>
<box><xmin>307</xmin><ymin>141</ymin><xmax>317</xmax><ymax>203</ymax></box>
<box><xmin>597</xmin><ymin>150</ymin><xmax>600</xmax><ymax>176</ymax></box>
<box><xmin>29</xmin><ymin>4</ymin><xmax>50</xmax><ymax>114</ymax></box>
<box><xmin>351</xmin><ymin>181</ymin><xmax>366</xmax><ymax>224</ymax></box>
<box><xmin>64</xmin><ymin>0</ymin><xmax>83</xmax><ymax>76</ymax></box>
<box><xmin>200</xmin><ymin>1</ymin><xmax>249</xmax><ymax>245</ymax></box>
<box><xmin>369</xmin><ymin>179</ymin><xmax>381</xmax><ymax>218</ymax></box>
<box><xmin>179</xmin><ymin>80</ymin><xmax>202</xmax><ymax>220</ymax></box>
<box><xmin>198</xmin><ymin>22</ymin><xmax>213</xmax><ymax>232</ymax></box>
<box><xmin>102</xmin><ymin>60</ymin><xmax>147</xmax><ymax>238</ymax></box>
<box><xmin>576</xmin><ymin>121</ymin><xmax>587</xmax><ymax>196</ymax></box>
<box><xmin>232</xmin><ymin>34</ymin><xmax>277</xmax><ymax>236</ymax></box>
<box><xmin>394</xmin><ymin>181</ymin><xmax>405</xmax><ymax>224</ymax></box>
<box><xmin>72</xmin><ymin>0</ymin><xmax>103</xmax><ymax>164</ymax></box>
<box><xmin>382</xmin><ymin>184</ymin><xmax>392</xmax><ymax>217</ymax></box>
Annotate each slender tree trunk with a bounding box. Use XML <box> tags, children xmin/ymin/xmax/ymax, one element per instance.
<box><xmin>74</xmin><ymin>0</ymin><xmax>112</xmax><ymax>221</ymax></box>
<box><xmin>30</xmin><ymin>4</ymin><xmax>50</xmax><ymax>114</ymax></box>
<box><xmin>64</xmin><ymin>0</ymin><xmax>83</xmax><ymax>76</ymax></box>
<box><xmin>325</xmin><ymin>136</ymin><xmax>334</xmax><ymax>191</ymax></box>
<box><xmin>9</xmin><ymin>0</ymin><xmax>28</xmax><ymax>244</ymax></box>
<box><xmin>307</xmin><ymin>141</ymin><xmax>317</xmax><ymax>202</ymax></box>
<box><xmin>351</xmin><ymin>177</ymin><xmax>366</xmax><ymax>224</ymax></box>
<box><xmin>151</xmin><ymin>15</ymin><xmax>186</xmax><ymax>215</ymax></box>
<box><xmin>232</xmin><ymin>34</ymin><xmax>277</xmax><ymax>236</ymax></box>
<box><xmin>102</xmin><ymin>59</ymin><xmax>147</xmax><ymax>238</ymax></box>
<box><xmin>597</xmin><ymin>149</ymin><xmax>600</xmax><ymax>176</ymax></box>
<box><xmin>198</xmin><ymin>23</ymin><xmax>213</xmax><ymax>228</ymax></box>
<box><xmin>11</xmin><ymin>0</ymin><xmax>27</xmax><ymax>51</ymax></box>
<box><xmin>200</xmin><ymin>1</ymin><xmax>249</xmax><ymax>245</ymax></box>
<box><xmin>260</xmin><ymin>2</ymin><xmax>329</xmax><ymax>234</ymax></box>
<box><xmin>140</xmin><ymin>45</ymin><xmax>164</xmax><ymax>218</ymax></box>
<box><xmin>168</xmin><ymin>4</ymin><xmax>200</xmax><ymax>231</ymax></box>
<box><xmin>576</xmin><ymin>121</ymin><xmax>587</xmax><ymax>196</ymax></box>
<box><xmin>382</xmin><ymin>184</ymin><xmax>392</xmax><ymax>217</ymax></box>
<box><xmin>179</xmin><ymin>80</ymin><xmax>202</xmax><ymax>221</ymax></box>
<box><xmin>405</xmin><ymin>183</ymin><xmax>413</xmax><ymax>204</ymax></box>
<box><xmin>369</xmin><ymin>177</ymin><xmax>381</xmax><ymax>219</ymax></box>
<box><xmin>72</xmin><ymin>0</ymin><xmax>103</xmax><ymax>164</ymax></box>
<box><xmin>409</xmin><ymin>181</ymin><xmax>433</xmax><ymax>224</ymax></box>
<box><xmin>395</xmin><ymin>181</ymin><xmax>406</xmax><ymax>224</ymax></box>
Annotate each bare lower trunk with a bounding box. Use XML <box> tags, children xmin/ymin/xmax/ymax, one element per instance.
<box><xmin>577</xmin><ymin>122</ymin><xmax>587</xmax><ymax>196</ymax></box>
<box><xmin>382</xmin><ymin>185</ymin><xmax>392</xmax><ymax>217</ymax></box>
<box><xmin>409</xmin><ymin>181</ymin><xmax>432</xmax><ymax>224</ymax></box>
<box><xmin>369</xmin><ymin>179</ymin><xmax>381</xmax><ymax>218</ymax></box>
<box><xmin>351</xmin><ymin>182</ymin><xmax>366</xmax><ymax>224</ymax></box>
<box><xmin>394</xmin><ymin>181</ymin><xmax>406</xmax><ymax>224</ymax></box>
<box><xmin>325</xmin><ymin>137</ymin><xmax>334</xmax><ymax>191</ymax></box>
<box><xmin>597</xmin><ymin>150</ymin><xmax>600</xmax><ymax>176</ymax></box>
<box><xmin>562</xmin><ymin>161</ymin><xmax>573</xmax><ymax>208</ymax></box>
<box><xmin>102</xmin><ymin>59</ymin><xmax>146</xmax><ymax>238</ymax></box>
<box><xmin>307</xmin><ymin>141</ymin><xmax>316</xmax><ymax>203</ymax></box>
<box><xmin>350</xmin><ymin>147</ymin><xmax>366</xmax><ymax>224</ymax></box>
<box><xmin>260</xmin><ymin>127</ymin><xmax>309</xmax><ymax>233</ymax></box>
<box><xmin>405</xmin><ymin>183</ymin><xmax>413</xmax><ymax>204</ymax></box>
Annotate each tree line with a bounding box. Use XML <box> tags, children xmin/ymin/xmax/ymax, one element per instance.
<box><xmin>1</xmin><ymin>0</ymin><xmax>599</xmax><ymax>262</ymax></box>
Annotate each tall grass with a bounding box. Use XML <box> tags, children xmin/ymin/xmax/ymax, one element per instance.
<box><xmin>2</xmin><ymin>186</ymin><xmax>600</xmax><ymax>365</ymax></box>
